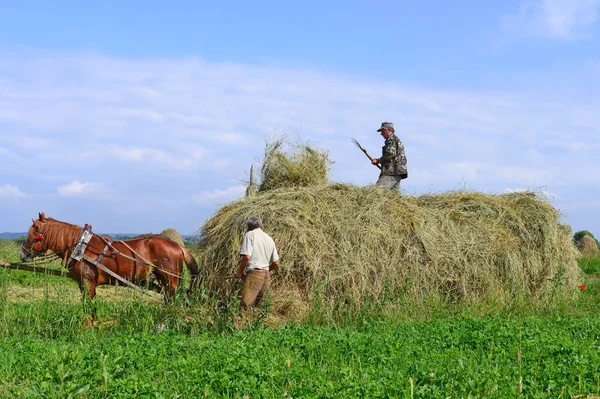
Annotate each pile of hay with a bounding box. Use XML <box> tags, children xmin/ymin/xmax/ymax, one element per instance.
<box><xmin>577</xmin><ymin>235</ymin><xmax>599</xmax><ymax>253</ymax></box>
<box><xmin>255</xmin><ymin>137</ymin><xmax>332</xmax><ymax>193</ymax></box>
<box><xmin>198</xmin><ymin>185</ymin><xmax>581</xmax><ymax>312</ymax></box>
<box><xmin>160</xmin><ymin>228</ymin><xmax>185</xmax><ymax>247</ymax></box>
<box><xmin>197</xmin><ymin>137</ymin><xmax>581</xmax><ymax>317</ymax></box>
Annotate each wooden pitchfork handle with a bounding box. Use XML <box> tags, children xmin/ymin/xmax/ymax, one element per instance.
<box><xmin>351</xmin><ymin>138</ymin><xmax>382</xmax><ymax>170</ymax></box>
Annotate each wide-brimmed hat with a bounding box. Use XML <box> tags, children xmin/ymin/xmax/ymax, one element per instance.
<box><xmin>377</xmin><ymin>122</ymin><xmax>394</xmax><ymax>132</ymax></box>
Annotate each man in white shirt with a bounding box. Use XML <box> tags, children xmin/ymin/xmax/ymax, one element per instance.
<box><xmin>235</xmin><ymin>217</ymin><xmax>279</xmax><ymax>310</ymax></box>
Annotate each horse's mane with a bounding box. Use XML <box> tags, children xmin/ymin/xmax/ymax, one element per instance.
<box><xmin>40</xmin><ymin>217</ymin><xmax>82</xmax><ymax>250</ymax></box>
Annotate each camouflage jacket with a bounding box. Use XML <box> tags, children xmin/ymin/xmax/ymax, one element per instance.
<box><xmin>380</xmin><ymin>134</ymin><xmax>408</xmax><ymax>178</ymax></box>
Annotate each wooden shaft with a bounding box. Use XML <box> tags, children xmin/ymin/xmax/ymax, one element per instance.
<box><xmin>362</xmin><ymin>149</ymin><xmax>382</xmax><ymax>170</ymax></box>
<box><xmin>1</xmin><ymin>262</ymin><xmax>65</xmax><ymax>276</ymax></box>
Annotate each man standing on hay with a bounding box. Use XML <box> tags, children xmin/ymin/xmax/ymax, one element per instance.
<box><xmin>371</xmin><ymin>122</ymin><xmax>408</xmax><ymax>190</ymax></box>
<box><xmin>235</xmin><ymin>217</ymin><xmax>279</xmax><ymax>311</ymax></box>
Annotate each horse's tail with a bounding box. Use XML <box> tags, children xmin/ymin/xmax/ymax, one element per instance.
<box><xmin>181</xmin><ymin>247</ymin><xmax>200</xmax><ymax>295</ymax></box>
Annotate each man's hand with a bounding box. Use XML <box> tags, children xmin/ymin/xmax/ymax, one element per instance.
<box><xmin>269</xmin><ymin>260</ymin><xmax>280</xmax><ymax>272</ymax></box>
<box><xmin>371</xmin><ymin>158</ymin><xmax>380</xmax><ymax>165</ymax></box>
<box><xmin>236</xmin><ymin>255</ymin><xmax>250</xmax><ymax>279</ymax></box>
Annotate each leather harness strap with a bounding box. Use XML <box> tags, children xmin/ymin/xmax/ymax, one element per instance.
<box><xmin>81</xmin><ymin>254</ymin><xmax>156</xmax><ymax>298</ymax></box>
<box><xmin>96</xmin><ymin>239</ymin><xmax>113</xmax><ymax>264</ymax></box>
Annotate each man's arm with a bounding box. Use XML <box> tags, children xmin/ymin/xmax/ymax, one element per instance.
<box><xmin>269</xmin><ymin>260</ymin><xmax>279</xmax><ymax>272</ymax></box>
<box><xmin>235</xmin><ymin>255</ymin><xmax>250</xmax><ymax>279</ymax></box>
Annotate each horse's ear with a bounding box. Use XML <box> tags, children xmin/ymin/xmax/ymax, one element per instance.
<box><xmin>32</xmin><ymin>218</ymin><xmax>35</xmax><ymax>225</ymax></box>
<box><xmin>39</xmin><ymin>212</ymin><xmax>46</xmax><ymax>221</ymax></box>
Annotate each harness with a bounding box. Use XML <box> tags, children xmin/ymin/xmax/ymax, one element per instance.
<box><xmin>67</xmin><ymin>225</ymin><xmax>114</xmax><ymax>267</ymax></box>
<box><xmin>7</xmin><ymin>225</ymin><xmax>184</xmax><ymax>299</ymax></box>
<box><xmin>69</xmin><ymin>227</ymin><xmax>184</xmax><ymax>298</ymax></box>
<box><xmin>69</xmin><ymin>224</ymin><xmax>94</xmax><ymax>266</ymax></box>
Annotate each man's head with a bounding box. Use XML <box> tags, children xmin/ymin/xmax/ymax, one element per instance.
<box><xmin>247</xmin><ymin>216</ymin><xmax>263</xmax><ymax>231</ymax></box>
<box><xmin>377</xmin><ymin>121</ymin><xmax>395</xmax><ymax>139</ymax></box>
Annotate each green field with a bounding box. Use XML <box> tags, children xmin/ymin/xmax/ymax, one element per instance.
<box><xmin>2</xmin><ymin>238</ymin><xmax>600</xmax><ymax>398</ymax></box>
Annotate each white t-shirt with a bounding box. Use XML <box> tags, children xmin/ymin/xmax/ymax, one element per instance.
<box><xmin>239</xmin><ymin>228</ymin><xmax>279</xmax><ymax>271</ymax></box>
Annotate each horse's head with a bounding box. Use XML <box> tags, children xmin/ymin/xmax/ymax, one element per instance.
<box><xmin>20</xmin><ymin>212</ymin><xmax>49</xmax><ymax>262</ymax></box>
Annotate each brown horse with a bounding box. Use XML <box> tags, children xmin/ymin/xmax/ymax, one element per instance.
<box><xmin>20</xmin><ymin>212</ymin><xmax>199</xmax><ymax>320</ymax></box>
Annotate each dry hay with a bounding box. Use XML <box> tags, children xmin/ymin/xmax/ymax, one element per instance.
<box><xmin>160</xmin><ymin>228</ymin><xmax>185</xmax><ymax>247</ymax></box>
<box><xmin>578</xmin><ymin>235</ymin><xmax>599</xmax><ymax>253</ymax></box>
<box><xmin>197</xmin><ymin>137</ymin><xmax>580</xmax><ymax>317</ymax></box>
<box><xmin>197</xmin><ymin>185</ymin><xmax>582</xmax><ymax>314</ymax></box>
<box><xmin>255</xmin><ymin>136</ymin><xmax>332</xmax><ymax>193</ymax></box>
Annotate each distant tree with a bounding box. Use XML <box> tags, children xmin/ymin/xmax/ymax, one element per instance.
<box><xmin>573</xmin><ymin>230</ymin><xmax>600</xmax><ymax>248</ymax></box>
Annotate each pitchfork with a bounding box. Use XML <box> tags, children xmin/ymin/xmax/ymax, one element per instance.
<box><xmin>351</xmin><ymin>138</ymin><xmax>382</xmax><ymax>170</ymax></box>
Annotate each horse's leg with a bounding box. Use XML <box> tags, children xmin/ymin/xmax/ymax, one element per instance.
<box><xmin>154</xmin><ymin>258</ymin><xmax>180</xmax><ymax>302</ymax></box>
<box><xmin>71</xmin><ymin>262</ymin><xmax>98</xmax><ymax>326</ymax></box>
<box><xmin>83</xmin><ymin>279</ymin><xmax>98</xmax><ymax>326</ymax></box>
<box><xmin>156</xmin><ymin>272</ymin><xmax>179</xmax><ymax>303</ymax></box>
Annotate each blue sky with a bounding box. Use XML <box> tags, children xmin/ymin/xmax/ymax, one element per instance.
<box><xmin>1</xmin><ymin>0</ymin><xmax>599</xmax><ymax>235</ymax></box>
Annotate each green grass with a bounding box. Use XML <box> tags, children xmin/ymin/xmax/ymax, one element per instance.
<box><xmin>1</xmin><ymin>315</ymin><xmax>600</xmax><ymax>398</ymax></box>
<box><xmin>0</xmin><ymin>238</ymin><xmax>20</xmax><ymax>263</ymax></box>
<box><xmin>2</xmin><ymin>239</ymin><xmax>600</xmax><ymax>398</ymax></box>
<box><xmin>578</xmin><ymin>252</ymin><xmax>600</xmax><ymax>275</ymax></box>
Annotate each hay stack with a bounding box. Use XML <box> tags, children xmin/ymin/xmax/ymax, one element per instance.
<box><xmin>256</xmin><ymin>137</ymin><xmax>331</xmax><ymax>193</ymax></box>
<box><xmin>197</xmin><ymin>185</ymin><xmax>581</xmax><ymax>311</ymax></box>
<box><xmin>578</xmin><ymin>235</ymin><xmax>599</xmax><ymax>253</ymax></box>
<box><xmin>160</xmin><ymin>228</ymin><xmax>185</xmax><ymax>247</ymax></box>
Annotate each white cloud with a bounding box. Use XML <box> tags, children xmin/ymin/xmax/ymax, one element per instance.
<box><xmin>543</xmin><ymin>139</ymin><xmax>598</xmax><ymax>152</ymax></box>
<box><xmin>211</xmin><ymin>132</ymin><xmax>245</xmax><ymax>144</ymax></box>
<box><xmin>503</xmin><ymin>0</ymin><xmax>600</xmax><ymax>39</ymax></box>
<box><xmin>586</xmin><ymin>59</ymin><xmax>600</xmax><ymax>70</ymax></box>
<box><xmin>0</xmin><ymin>184</ymin><xmax>27</xmax><ymax>201</ymax></box>
<box><xmin>109</xmin><ymin>145</ymin><xmax>206</xmax><ymax>169</ymax></box>
<box><xmin>0</xmin><ymin>48</ymin><xmax>598</xmax><ymax>233</ymax></box>
<box><xmin>560</xmin><ymin>200</ymin><xmax>600</xmax><ymax>211</ymax></box>
<box><xmin>57</xmin><ymin>181</ymin><xmax>99</xmax><ymax>197</ymax></box>
<box><xmin>442</xmin><ymin>161</ymin><xmax>489</xmax><ymax>181</ymax></box>
<box><xmin>500</xmin><ymin>166</ymin><xmax>553</xmax><ymax>185</ymax></box>
<box><xmin>114</xmin><ymin>108</ymin><xmax>165</xmax><ymax>123</ymax></box>
<box><xmin>192</xmin><ymin>185</ymin><xmax>246</xmax><ymax>205</ymax></box>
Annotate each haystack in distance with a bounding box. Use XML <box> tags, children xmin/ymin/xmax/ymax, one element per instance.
<box><xmin>198</xmin><ymin>184</ymin><xmax>581</xmax><ymax>309</ymax></box>
<box><xmin>160</xmin><ymin>228</ymin><xmax>185</xmax><ymax>247</ymax></box>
